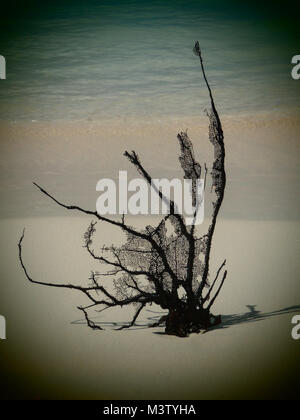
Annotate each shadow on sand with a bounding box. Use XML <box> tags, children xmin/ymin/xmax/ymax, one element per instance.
<box><xmin>71</xmin><ymin>304</ymin><xmax>300</xmax><ymax>334</ymax></box>
<box><xmin>207</xmin><ymin>304</ymin><xmax>300</xmax><ymax>332</ymax></box>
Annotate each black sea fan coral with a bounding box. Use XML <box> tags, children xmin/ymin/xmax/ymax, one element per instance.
<box><xmin>19</xmin><ymin>42</ymin><xmax>227</xmax><ymax>337</ymax></box>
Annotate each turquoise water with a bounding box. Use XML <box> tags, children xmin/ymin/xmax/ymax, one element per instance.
<box><xmin>0</xmin><ymin>0</ymin><xmax>299</xmax><ymax>120</ymax></box>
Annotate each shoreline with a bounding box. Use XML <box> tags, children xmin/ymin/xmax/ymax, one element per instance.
<box><xmin>1</xmin><ymin>108</ymin><xmax>300</xmax><ymax>130</ymax></box>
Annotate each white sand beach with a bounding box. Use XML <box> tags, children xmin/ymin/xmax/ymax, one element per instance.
<box><xmin>0</xmin><ymin>111</ymin><xmax>299</xmax><ymax>399</ymax></box>
<box><xmin>0</xmin><ymin>216</ymin><xmax>299</xmax><ymax>399</ymax></box>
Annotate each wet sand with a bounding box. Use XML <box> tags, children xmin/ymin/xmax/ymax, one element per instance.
<box><xmin>0</xmin><ymin>112</ymin><xmax>299</xmax><ymax>220</ymax></box>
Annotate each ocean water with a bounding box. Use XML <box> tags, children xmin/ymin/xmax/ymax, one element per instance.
<box><xmin>0</xmin><ymin>2</ymin><xmax>299</xmax><ymax>220</ymax></box>
<box><xmin>0</xmin><ymin>0</ymin><xmax>299</xmax><ymax>121</ymax></box>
